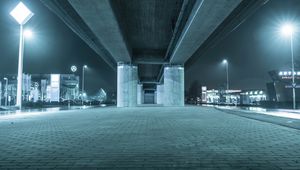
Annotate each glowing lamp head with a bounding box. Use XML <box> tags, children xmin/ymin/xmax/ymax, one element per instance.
<box><xmin>10</xmin><ymin>2</ymin><xmax>34</xmax><ymax>25</ymax></box>
<box><xmin>84</xmin><ymin>65</ymin><xmax>88</xmax><ymax>69</ymax></box>
<box><xmin>281</xmin><ymin>24</ymin><xmax>295</xmax><ymax>37</ymax></box>
<box><xmin>24</xmin><ymin>29</ymin><xmax>33</xmax><ymax>38</ymax></box>
<box><xmin>222</xmin><ymin>59</ymin><xmax>228</xmax><ymax>64</ymax></box>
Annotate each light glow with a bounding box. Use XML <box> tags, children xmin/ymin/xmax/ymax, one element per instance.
<box><xmin>24</xmin><ymin>29</ymin><xmax>33</xmax><ymax>38</ymax></box>
<box><xmin>281</xmin><ymin>23</ymin><xmax>295</xmax><ymax>36</ymax></box>
<box><xmin>281</xmin><ymin>23</ymin><xmax>295</xmax><ymax>37</ymax></box>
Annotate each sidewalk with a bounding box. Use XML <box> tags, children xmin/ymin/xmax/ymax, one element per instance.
<box><xmin>216</xmin><ymin>106</ymin><xmax>300</xmax><ymax>120</ymax></box>
<box><xmin>0</xmin><ymin>105</ymin><xmax>97</xmax><ymax>118</ymax></box>
<box><xmin>215</xmin><ymin>106</ymin><xmax>300</xmax><ymax>130</ymax></box>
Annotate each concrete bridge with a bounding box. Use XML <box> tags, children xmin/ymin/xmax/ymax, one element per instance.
<box><xmin>40</xmin><ymin>0</ymin><xmax>267</xmax><ymax>107</ymax></box>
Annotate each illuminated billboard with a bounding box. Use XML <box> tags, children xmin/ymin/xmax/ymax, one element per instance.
<box><xmin>50</xmin><ymin>74</ymin><xmax>60</xmax><ymax>102</ymax></box>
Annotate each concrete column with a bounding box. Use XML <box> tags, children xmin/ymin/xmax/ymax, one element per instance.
<box><xmin>164</xmin><ymin>65</ymin><xmax>184</xmax><ymax>106</ymax></box>
<box><xmin>137</xmin><ymin>84</ymin><xmax>143</xmax><ymax>105</ymax></box>
<box><xmin>117</xmin><ymin>63</ymin><xmax>138</xmax><ymax>107</ymax></box>
<box><xmin>156</xmin><ymin>84</ymin><xmax>164</xmax><ymax>105</ymax></box>
<box><xmin>154</xmin><ymin>90</ymin><xmax>157</xmax><ymax>104</ymax></box>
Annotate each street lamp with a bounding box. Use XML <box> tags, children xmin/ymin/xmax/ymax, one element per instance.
<box><xmin>222</xmin><ymin>59</ymin><xmax>229</xmax><ymax>90</ymax></box>
<box><xmin>24</xmin><ymin>29</ymin><xmax>33</xmax><ymax>39</ymax></box>
<box><xmin>0</xmin><ymin>81</ymin><xmax>2</xmax><ymax>106</ymax></box>
<box><xmin>3</xmin><ymin>78</ymin><xmax>8</xmax><ymax>107</ymax></box>
<box><xmin>10</xmin><ymin>2</ymin><xmax>34</xmax><ymax>109</ymax></box>
<box><xmin>82</xmin><ymin>65</ymin><xmax>88</xmax><ymax>105</ymax></box>
<box><xmin>281</xmin><ymin>23</ymin><xmax>296</xmax><ymax>109</ymax></box>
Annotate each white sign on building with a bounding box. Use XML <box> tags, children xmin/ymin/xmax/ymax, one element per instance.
<box><xmin>50</xmin><ymin>74</ymin><xmax>60</xmax><ymax>102</ymax></box>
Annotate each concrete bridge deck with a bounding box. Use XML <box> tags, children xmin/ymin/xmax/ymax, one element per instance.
<box><xmin>0</xmin><ymin>106</ymin><xmax>300</xmax><ymax>169</ymax></box>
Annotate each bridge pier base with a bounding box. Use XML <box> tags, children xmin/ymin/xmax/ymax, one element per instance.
<box><xmin>163</xmin><ymin>65</ymin><xmax>184</xmax><ymax>106</ymax></box>
<box><xmin>117</xmin><ymin>63</ymin><xmax>138</xmax><ymax>107</ymax></box>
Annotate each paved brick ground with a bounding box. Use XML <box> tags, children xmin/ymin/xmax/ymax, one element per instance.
<box><xmin>0</xmin><ymin>106</ymin><xmax>300</xmax><ymax>169</ymax></box>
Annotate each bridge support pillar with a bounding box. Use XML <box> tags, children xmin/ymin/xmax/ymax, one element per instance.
<box><xmin>154</xmin><ymin>90</ymin><xmax>157</xmax><ymax>104</ymax></box>
<box><xmin>117</xmin><ymin>63</ymin><xmax>138</xmax><ymax>107</ymax></box>
<box><xmin>156</xmin><ymin>84</ymin><xmax>164</xmax><ymax>105</ymax></box>
<box><xmin>163</xmin><ymin>65</ymin><xmax>184</xmax><ymax>106</ymax></box>
<box><xmin>137</xmin><ymin>84</ymin><xmax>143</xmax><ymax>105</ymax></box>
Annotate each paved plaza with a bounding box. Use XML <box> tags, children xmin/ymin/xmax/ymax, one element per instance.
<box><xmin>0</xmin><ymin>106</ymin><xmax>300</xmax><ymax>169</ymax></box>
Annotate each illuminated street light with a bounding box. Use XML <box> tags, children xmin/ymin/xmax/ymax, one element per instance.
<box><xmin>3</xmin><ymin>78</ymin><xmax>8</xmax><ymax>107</ymax></box>
<box><xmin>222</xmin><ymin>59</ymin><xmax>229</xmax><ymax>90</ymax></box>
<box><xmin>280</xmin><ymin>23</ymin><xmax>296</xmax><ymax>109</ymax></box>
<box><xmin>24</xmin><ymin>29</ymin><xmax>33</xmax><ymax>39</ymax></box>
<box><xmin>10</xmin><ymin>2</ymin><xmax>34</xmax><ymax>25</ymax></box>
<box><xmin>281</xmin><ymin>24</ymin><xmax>294</xmax><ymax>37</ymax></box>
<box><xmin>10</xmin><ymin>2</ymin><xmax>34</xmax><ymax>109</ymax></box>
<box><xmin>82</xmin><ymin>65</ymin><xmax>88</xmax><ymax>105</ymax></box>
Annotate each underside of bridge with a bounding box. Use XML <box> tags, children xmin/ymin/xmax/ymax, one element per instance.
<box><xmin>40</xmin><ymin>0</ymin><xmax>268</xmax><ymax>107</ymax></box>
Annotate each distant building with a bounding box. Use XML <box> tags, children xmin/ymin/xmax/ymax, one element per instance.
<box><xmin>240</xmin><ymin>90</ymin><xmax>267</xmax><ymax>105</ymax></box>
<box><xmin>0</xmin><ymin>74</ymin><xmax>80</xmax><ymax>105</ymax></box>
<box><xmin>200</xmin><ymin>86</ymin><xmax>266</xmax><ymax>106</ymax></box>
<box><xmin>205</xmin><ymin>89</ymin><xmax>219</xmax><ymax>104</ymax></box>
<box><xmin>267</xmin><ymin>70</ymin><xmax>300</xmax><ymax>102</ymax></box>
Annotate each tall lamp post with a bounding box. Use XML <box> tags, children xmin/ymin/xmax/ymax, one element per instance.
<box><xmin>3</xmin><ymin>78</ymin><xmax>8</xmax><ymax>107</ymax></box>
<box><xmin>82</xmin><ymin>65</ymin><xmax>88</xmax><ymax>105</ymax></box>
<box><xmin>0</xmin><ymin>81</ymin><xmax>2</xmax><ymax>106</ymax></box>
<box><xmin>10</xmin><ymin>2</ymin><xmax>34</xmax><ymax>109</ymax></box>
<box><xmin>222</xmin><ymin>59</ymin><xmax>229</xmax><ymax>91</ymax></box>
<box><xmin>281</xmin><ymin>24</ymin><xmax>296</xmax><ymax>109</ymax></box>
<box><xmin>69</xmin><ymin>65</ymin><xmax>77</xmax><ymax>107</ymax></box>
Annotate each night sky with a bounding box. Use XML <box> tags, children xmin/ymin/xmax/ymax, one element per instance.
<box><xmin>0</xmin><ymin>0</ymin><xmax>300</xmax><ymax>94</ymax></box>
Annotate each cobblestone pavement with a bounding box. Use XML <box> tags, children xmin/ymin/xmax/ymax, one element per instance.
<box><xmin>0</xmin><ymin>106</ymin><xmax>300</xmax><ymax>169</ymax></box>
